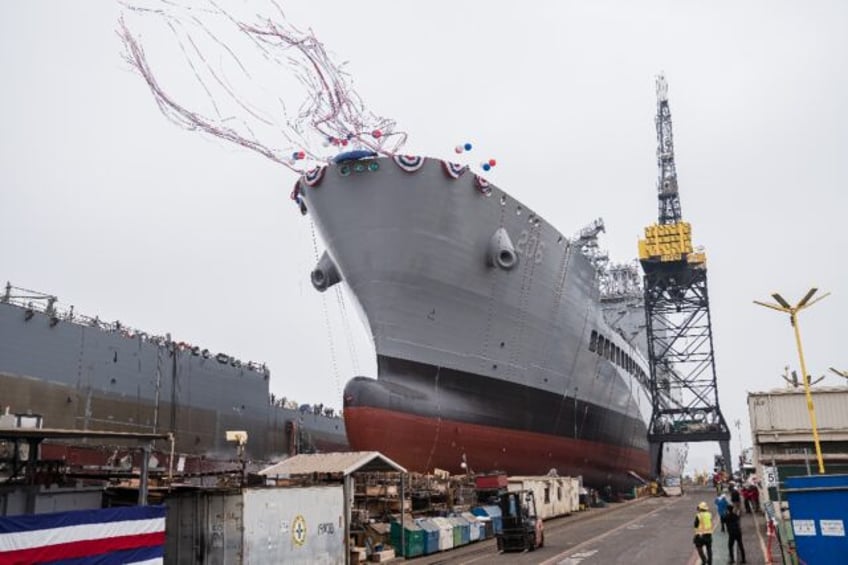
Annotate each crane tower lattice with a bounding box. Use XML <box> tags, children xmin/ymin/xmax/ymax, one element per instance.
<box><xmin>638</xmin><ymin>74</ymin><xmax>732</xmax><ymax>478</ymax></box>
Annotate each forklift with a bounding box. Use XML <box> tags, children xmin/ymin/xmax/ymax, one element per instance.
<box><xmin>495</xmin><ymin>489</ymin><xmax>544</xmax><ymax>552</ymax></box>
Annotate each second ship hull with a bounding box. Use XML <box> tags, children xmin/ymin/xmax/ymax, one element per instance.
<box><xmin>0</xmin><ymin>296</ymin><xmax>347</xmax><ymax>468</ymax></box>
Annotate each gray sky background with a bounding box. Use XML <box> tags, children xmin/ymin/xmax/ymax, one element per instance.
<box><xmin>2</xmin><ymin>1</ymin><xmax>846</xmax><ymax>476</ymax></box>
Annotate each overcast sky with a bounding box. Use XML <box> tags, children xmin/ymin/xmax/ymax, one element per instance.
<box><xmin>2</xmin><ymin>1</ymin><xmax>846</xmax><ymax>475</ymax></box>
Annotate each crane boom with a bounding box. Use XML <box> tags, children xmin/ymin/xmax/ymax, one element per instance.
<box><xmin>638</xmin><ymin>75</ymin><xmax>704</xmax><ymax>267</ymax></box>
<box><xmin>655</xmin><ymin>74</ymin><xmax>682</xmax><ymax>225</ymax></box>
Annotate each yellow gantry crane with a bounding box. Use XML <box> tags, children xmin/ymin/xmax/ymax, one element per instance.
<box><xmin>638</xmin><ymin>74</ymin><xmax>732</xmax><ymax>478</ymax></box>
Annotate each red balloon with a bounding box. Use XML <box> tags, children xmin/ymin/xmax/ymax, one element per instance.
<box><xmin>488</xmin><ymin>159</ymin><xmax>497</xmax><ymax>167</ymax></box>
<box><xmin>372</xmin><ymin>129</ymin><xmax>382</xmax><ymax>138</ymax></box>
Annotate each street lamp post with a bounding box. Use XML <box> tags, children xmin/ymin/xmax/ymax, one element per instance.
<box><xmin>754</xmin><ymin>288</ymin><xmax>829</xmax><ymax>474</ymax></box>
<box><xmin>734</xmin><ymin>419</ymin><xmax>743</xmax><ymax>467</ymax></box>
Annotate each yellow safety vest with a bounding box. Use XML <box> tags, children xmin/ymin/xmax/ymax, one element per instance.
<box><xmin>695</xmin><ymin>511</ymin><xmax>712</xmax><ymax>535</ymax></box>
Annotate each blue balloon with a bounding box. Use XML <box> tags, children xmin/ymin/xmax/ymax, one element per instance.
<box><xmin>464</xmin><ymin>142</ymin><xmax>472</xmax><ymax>151</ymax></box>
<box><xmin>482</xmin><ymin>163</ymin><xmax>491</xmax><ymax>171</ymax></box>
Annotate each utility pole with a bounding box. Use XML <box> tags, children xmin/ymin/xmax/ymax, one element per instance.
<box><xmin>734</xmin><ymin>419</ymin><xmax>743</xmax><ymax>463</ymax></box>
<box><xmin>754</xmin><ymin>288</ymin><xmax>829</xmax><ymax>474</ymax></box>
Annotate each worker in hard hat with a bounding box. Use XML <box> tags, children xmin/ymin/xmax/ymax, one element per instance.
<box><xmin>693</xmin><ymin>501</ymin><xmax>714</xmax><ymax>564</ymax></box>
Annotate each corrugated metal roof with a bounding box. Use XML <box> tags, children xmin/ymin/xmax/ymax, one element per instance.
<box><xmin>258</xmin><ymin>451</ymin><xmax>406</xmax><ymax>477</ymax></box>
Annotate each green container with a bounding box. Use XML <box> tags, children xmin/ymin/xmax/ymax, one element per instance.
<box><xmin>451</xmin><ymin>519</ymin><xmax>462</xmax><ymax>547</ymax></box>
<box><xmin>390</xmin><ymin>520</ymin><xmax>424</xmax><ymax>558</ymax></box>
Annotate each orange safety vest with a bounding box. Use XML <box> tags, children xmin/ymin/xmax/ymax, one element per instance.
<box><xmin>695</xmin><ymin>511</ymin><xmax>712</xmax><ymax>535</ymax></box>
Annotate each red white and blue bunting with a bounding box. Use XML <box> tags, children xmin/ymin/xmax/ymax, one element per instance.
<box><xmin>474</xmin><ymin>174</ymin><xmax>492</xmax><ymax>195</ymax></box>
<box><xmin>441</xmin><ymin>161</ymin><xmax>469</xmax><ymax>179</ymax></box>
<box><xmin>392</xmin><ymin>154</ymin><xmax>425</xmax><ymax>173</ymax></box>
<box><xmin>302</xmin><ymin>165</ymin><xmax>327</xmax><ymax>187</ymax></box>
<box><xmin>290</xmin><ymin>181</ymin><xmax>307</xmax><ymax>215</ymax></box>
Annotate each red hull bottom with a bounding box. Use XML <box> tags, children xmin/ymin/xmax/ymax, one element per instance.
<box><xmin>344</xmin><ymin>407</ymin><xmax>650</xmax><ymax>489</ymax></box>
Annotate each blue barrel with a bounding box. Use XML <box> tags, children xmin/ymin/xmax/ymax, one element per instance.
<box><xmin>784</xmin><ymin>474</ymin><xmax>848</xmax><ymax>565</ymax></box>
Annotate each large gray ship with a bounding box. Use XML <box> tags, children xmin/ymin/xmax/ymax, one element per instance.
<box><xmin>299</xmin><ymin>155</ymin><xmax>683</xmax><ymax>491</ymax></box>
<box><xmin>0</xmin><ymin>283</ymin><xmax>347</xmax><ymax>469</ymax></box>
<box><xmin>113</xmin><ymin>6</ymin><xmax>684</xmax><ymax>489</ymax></box>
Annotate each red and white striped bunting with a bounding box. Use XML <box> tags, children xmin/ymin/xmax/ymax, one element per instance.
<box><xmin>474</xmin><ymin>174</ymin><xmax>492</xmax><ymax>195</ymax></box>
<box><xmin>441</xmin><ymin>161</ymin><xmax>469</xmax><ymax>179</ymax></box>
<box><xmin>392</xmin><ymin>155</ymin><xmax>425</xmax><ymax>173</ymax></box>
<box><xmin>302</xmin><ymin>165</ymin><xmax>327</xmax><ymax>187</ymax></box>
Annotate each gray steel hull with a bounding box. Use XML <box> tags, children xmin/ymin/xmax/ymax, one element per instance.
<box><xmin>300</xmin><ymin>156</ymin><xmax>654</xmax><ymax>489</ymax></box>
<box><xmin>0</xmin><ymin>300</ymin><xmax>346</xmax><ymax>463</ymax></box>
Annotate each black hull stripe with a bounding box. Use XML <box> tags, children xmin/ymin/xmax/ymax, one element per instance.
<box><xmin>344</xmin><ymin>355</ymin><xmax>648</xmax><ymax>451</ymax></box>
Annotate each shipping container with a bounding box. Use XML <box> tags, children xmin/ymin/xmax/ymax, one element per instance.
<box><xmin>164</xmin><ymin>485</ymin><xmax>344</xmax><ymax>564</ymax></box>
<box><xmin>749</xmin><ymin>388</ymin><xmax>848</xmax><ymax>442</ymax></box>
<box><xmin>748</xmin><ymin>387</ymin><xmax>848</xmax><ymax>478</ymax></box>
<box><xmin>784</xmin><ymin>474</ymin><xmax>848</xmax><ymax>565</ymax></box>
<box><xmin>507</xmin><ymin>476</ymin><xmax>580</xmax><ymax>519</ymax></box>
<box><xmin>475</xmin><ymin>474</ymin><xmax>508</xmax><ymax>489</ymax></box>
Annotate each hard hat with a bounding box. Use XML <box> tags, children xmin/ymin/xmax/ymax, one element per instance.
<box><xmin>698</xmin><ymin>502</ymin><xmax>709</xmax><ymax>511</ymax></box>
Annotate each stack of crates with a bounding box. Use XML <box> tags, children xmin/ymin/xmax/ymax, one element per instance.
<box><xmin>415</xmin><ymin>519</ymin><xmax>440</xmax><ymax>555</ymax></box>
<box><xmin>389</xmin><ymin>518</ymin><xmax>424</xmax><ymax>559</ymax></box>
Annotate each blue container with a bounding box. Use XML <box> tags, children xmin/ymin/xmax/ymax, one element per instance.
<box><xmin>448</xmin><ymin>516</ymin><xmax>471</xmax><ymax>546</ymax></box>
<box><xmin>471</xmin><ymin>505</ymin><xmax>503</xmax><ymax>535</ymax></box>
<box><xmin>784</xmin><ymin>473</ymin><xmax>848</xmax><ymax>565</ymax></box>
<box><xmin>390</xmin><ymin>520</ymin><xmax>424</xmax><ymax>558</ymax></box>
<box><xmin>448</xmin><ymin>517</ymin><xmax>463</xmax><ymax>547</ymax></box>
<box><xmin>458</xmin><ymin>516</ymin><xmax>472</xmax><ymax>545</ymax></box>
<box><xmin>415</xmin><ymin>518</ymin><xmax>441</xmax><ymax>555</ymax></box>
<box><xmin>461</xmin><ymin>512</ymin><xmax>484</xmax><ymax>541</ymax></box>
